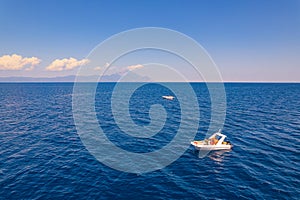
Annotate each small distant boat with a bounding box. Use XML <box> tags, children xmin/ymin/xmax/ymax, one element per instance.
<box><xmin>191</xmin><ymin>130</ymin><xmax>232</xmax><ymax>151</ymax></box>
<box><xmin>162</xmin><ymin>95</ymin><xmax>175</xmax><ymax>100</ymax></box>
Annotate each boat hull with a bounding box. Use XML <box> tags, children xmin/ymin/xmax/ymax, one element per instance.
<box><xmin>191</xmin><ymin>142</ymin><xmax>232</xmax><ymax>151</ymax></box>
<box><xmin>162</xmin><ymin>96</ymin><xmax>174</xmax><ymax>100</ymax></box>
<box><xmin>191</xmin><ymin>131</ymin><xmax>233</xmax><ymax>151</ymax></box>
<box><xmin>193</xmin><ymin>145</ymin><xmax>232</xmax><ymax>151</ymax></box>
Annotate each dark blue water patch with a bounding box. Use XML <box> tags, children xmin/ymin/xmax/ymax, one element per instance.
<box><xmin>95</xmin><ymin>83</ymin><xmax>182</xmax><ymax>153</ymax></box>
<box><xmin>0</xmin><ymin>83</ymin><xmax>299</xmax><ymax>199</ymax></box>
<box><xmin>129</xmin><ymin>83</ymin><xmax>180</xmax><ymax>127</ymax></box>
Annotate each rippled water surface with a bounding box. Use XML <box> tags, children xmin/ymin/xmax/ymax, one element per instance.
<box><xmin>0</xmin><ymin>83</ymin><xmax>299</xmax><ymax>199</ymax></box>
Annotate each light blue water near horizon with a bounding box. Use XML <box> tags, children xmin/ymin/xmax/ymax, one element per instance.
<box><xmin>0</xmin><ymin>83</ymin><xmax>299</xmax><ymax>199</ymax></box>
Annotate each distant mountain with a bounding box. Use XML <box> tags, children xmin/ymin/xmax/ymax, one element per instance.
<box><xmin>0</xmin><ymin>74</ymin><xmax>122</xmax><ymax>82</ymax></box>
<box><xmin>0</xmin><ymin>75</ymin><xmax>75</xmax><ymax>82</ymax></box>
<box><xmin>0</xmin><ymin>72</ymin><xmax>151</xmax><ymax>82</ymax></box>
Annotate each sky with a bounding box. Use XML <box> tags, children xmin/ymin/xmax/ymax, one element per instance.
<box><xmin>0</xmin><ymin>0</ymin><xmax>299</xmax><ymax>82</ymax></box>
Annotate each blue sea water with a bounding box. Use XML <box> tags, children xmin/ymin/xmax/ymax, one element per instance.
<box><xmin>0</xmin><ymin>83</ymin><xmax>299</xmax><ymax>199</ymax></box>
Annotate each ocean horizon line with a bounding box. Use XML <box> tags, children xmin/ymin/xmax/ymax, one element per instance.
<box><xmin>0</xmin><ymin>81</ymin><xmax>299</xmax><ymax>84</ymax></box>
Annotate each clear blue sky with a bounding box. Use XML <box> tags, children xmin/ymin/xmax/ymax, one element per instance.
<box><xmin>0</xmin><ymin>0</ymin><xmax>299</xmax><ymax>81</ymax></box>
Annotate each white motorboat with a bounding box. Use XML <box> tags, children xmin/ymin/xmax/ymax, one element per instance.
<box><xmin>191</xmin><ymin>130</ymin><xmax>232</xmax><ymax>151</ymax></box>
<box><xmin>162</xmin><ymin>95</ymin><xmax>175</xmax><ymax>100</ymax></box>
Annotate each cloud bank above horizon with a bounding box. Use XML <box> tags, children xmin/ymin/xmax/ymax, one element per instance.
<box><xmin>0</xmin><ymin>54</ymin><xmax>41</xmax><ymax>71</ymax></box>
<box><xmin>0</xmin><ymin>54</ymin><xmax>91</xmax><ymax>72</ymax></box>
<box><xmin>46</xmin><ymin>57</ymin><xmax>90</xmax><ymax>71</ymax></box>
<box><xmin>0</xmin><ymin>54</ymin><xmax>147</xmax><ymax>80</ymax></box>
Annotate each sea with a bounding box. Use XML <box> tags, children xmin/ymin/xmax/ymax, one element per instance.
<box><xmin>0</xmin><ymin>83</ymin><xmax>299</xmax><ymax>199</ymax></box>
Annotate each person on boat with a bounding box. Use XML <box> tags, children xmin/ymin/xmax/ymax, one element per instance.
<box><xmin>210</xmin><ymin>136</ymin><xmax>218</xmax><ymax>145</ymax></box>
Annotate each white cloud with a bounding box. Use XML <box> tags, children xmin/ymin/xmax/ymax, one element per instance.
<box><xmin>94</xmin><ymin>62</ymin><xmax>110</xmax><ymax>71</ymax></box>
<box><xmin>127</xmin><ymin>64</ymin><xmax>144</xmax><ymax>71</ymax></box>
<box><xmin>94</xmin><ymin>64</ymin><xmax>145</xmax><ymax>75</ymax></box>
<box><xmin>0</xmin><ymin>54</ymin><xmax>41</xmax><ymax>70</ymax></box>
<box><xmin>104</xmin><ymin>62</ymin><xmax>110</xmax><ymax>67</ymax></box>
<box><xmin>94</xmin><ymin>66</ymin><xmax>102</xmax><ymax>70</ymax></box>
<box><xmin>46</xmin><ymin>57</ymin><xmax>89</xmax><ymax>71</ymax></box>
